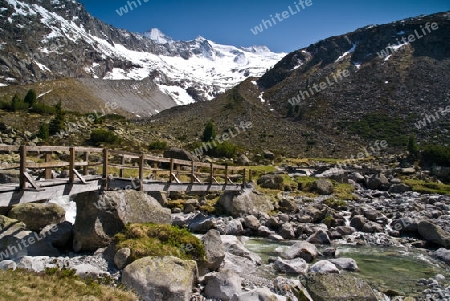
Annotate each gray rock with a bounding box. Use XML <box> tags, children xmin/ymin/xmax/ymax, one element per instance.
<box><xmin>279</xmin><ymin>198</ymin><xmax>299</xmax><ymax>213</ymax></box>
<box><xmin>164</xmin><ymin>147</ymin><xmax>198</xmax><ymax>161</ymax></box>
<box><xmin>310</xmin><ymin>260</ymin><xmax>340</xmax><ymax>274</ymax></box>
<box><xmin>222</xmin><ymin>235</ymin><xmax>261</xmax><ymax>265</ymax></box>
<box><xmin>273</xmin><ymin>257</ymin><xmax>309</xmax><ymax>275</ymax></box>
<box><xmin>305</xmin><ymin>273</ymin><xmax>378</xmax><ymax>301</ymax></box>
<box><xmin>307</xmin><ymin>229</ymin><xmax>331</xmax><ymax>244</ymax></box>
<box><xmin>114</xmin><ymin>248</ymin><xmax>131</xmax><ymax>269</ymax></box>
<box><xmin>189</xmin><ymin>216</ymin><xmax>215</xmax><ymax>234</ymax></box>
<box><xmin>243</xmin><ymin>215</ymin><xmax>260</xmax><ymax>230</ymax></box>
<box><xmin>0</xmin><ymin>260</ymin><xmax>16</xmax><ymax>270</ymax></box>
<box><xmin>329</xmin><ymin>258</ymin><xmax>359</xmax><ymax>271</ymax></box>
<box><xmin>336</xmin><ymin>226</ymin><xmax>355</xmax><ymax>236</ymax></box>
<box><xmin>279</xmin><ymin>223</ymin><xmax>296</xmax><ymax>239</ymax></box>
<box><xmin>365</xmin><ymin>174</ymin><xmax>390</xmax><ymax>190</ymax></box>
<box><xmin>418</xmin><ymin>220</ymin><xmax>450</xmax><ymax>248</ymax></box>
<box><xmin>201</xmin><ymin>230</ymin><xmax>225</xmax><ymax>272</ymax></box>
<box><xmin>350</xmin><ymin>215</ymin><xmax>365</xmax><ymax>231</ymax></box>
<box><xmin>122</xmin><ymin>256</ymin><xmax>198</xmax><ymax>301</ymax></box>
<box><xmin>388</xmin><ymin>184</ymin><xmax>412</xmax><ymax>194</ymax></box>
<box><xmin>361</xmin><ymin>222</ymin><xmax>384</xmax><ymax>233</ymax></box>
<box><xmin>282</xmin><ymin>241</ymin><xmax>318</xmax><ymax>263</ymax></box>
<box><xmin>231</xmin><ymin>287</ymin><xmax>280</xmax><ymax>301</ymax></box>
<box><xmin>236</xmin><ymin>154</ymin><xmax>250</xmax><ymax>166</ymax></box>
<box><xmin>40</xmin><ymin>221</ymin><xmax>73</xmax><ymax>251</ymax></box>
<box><xmin>312</xmin><ymin>179</ymin><xmax>334</xmax><ymax>195</ymax></box>
<box><xmin>204</xmin><ymin>270</ymin><xmax>242</xmax><ymax>301</ymax></box>
<box><xmin>73</xmin><ymin>190</ymin><xmax>171</xmax><ymax>252</ymax></box>
<box><xmin>217</xmin><ymin>189</ymin><xmax>274</xmax><ymax>217</ymax></box>
<box><xmin>8</xmin><ymin>203</ymin><xmax>66</xmax><ymax>232</ymax></box>
<box><xmin>434</xmin><ymin>248</ymin><xmax>450</xmax><ymax>264</ymax></box>
<box><xmin>257</xmin><ymin>174</ymin><xmax>283</xmax><ymax>190</ymax></box>
<box><xmin>73</xmin><ymin>263</ymin><xmax>107</xmax><ymax>279</ymax></box>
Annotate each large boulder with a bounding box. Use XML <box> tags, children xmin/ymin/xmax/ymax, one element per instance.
<box><xmin>8</xmin><ymin>203</ymin><xmax>65</xmax><ymax>232</ymax></box>
<box><xmin>305</xmin><ymin>273</ymin><xmax>378</xmax><ymax>301</ymax></box>
<box><xmin>204</xmin><ymin>270</ymin><xmax>242</xmax><ymax>301</ymax></box>
<box><xmin>388</xmin><ymin>183</ymin><xmax>412</xmax><ymax>194</ymax></box>
<box><xmin>222</xmin><ymin>235</ymin><xmax>262</xmax><ymax>265</ymax></box>
<box><xmin>164</xmin><ymin>147</ymin><xmax>198</xmax><ymax>161</ymax></box>
<box><xmin>282</xmin><ymin>241</ymin><xmax>318</xmax><ymax>263</ymax></box>
<box><xmin>350</xmin><ymin>215</ymin><xmax>365</xmax><ymax>231</ymax></box>
<box><xmin>329</xmin><ymin>258</ymin><xmax>359</xmax><ymax>271</ymax></box>
<box><xmin>312</xmin><ymin>179</ymin><xmax>334</xmax><ymax>195</ymax></box>
<box><xmin>309</xmin><ymin>260</ymin><xmax>340</xmax><ymax>274</ymax></box>
<box><xmin>231</xmin><ymin>288</ymin><xmax>280</xmax><ymax>301</ymax></box>
<box><xmin>418</xmin><ymin>220</ymin><xmax>450</xmax><ymax>248</ymax></box>
<box><xmin>307</xmin><ymin>229</ymin><xmax>331</xmax><ymax>244</ymax></box>
<box><xmin>365</xmin><ymin>174</ymin><xmax>390</xmax><ymax>190</ymax></box>
<box><xmin>0</xmin><ymin>216</ymin><xmax>60</xmax><ymax>259</ymax></box>
<box><xmin>217</xmin><ymin>189</ymin><xmax>274</xmax><ymax>217</ymax></box>
<box><xmin>73</xmin><ymin>190</ymin><xmax>171</xmax><ymax>252</ymax></box>
<box><xmin>122</xmin><ymin>256</ymin><xmax>198</xmax><ymax>301</ymax></box>
<box><xmin>273</xmin><ymin>257</ymin><xmax>309</xmax><ymax>275</ymax></box>
<box><xmin>201</xmin><ymin>229</ymin><xmax>225</xmax><ymax>272</ymax></box>
<box><xmin>257</xmin><ymin>174</ymin><xmax>284</xmax><ymax>190</ymax></box>
<box><xmin>40</xmin><ymin>221</ymin><xmax>73</xmax><ymax>251</ymax></box>
<box><xmin>279</xmin><ymin>223</ymin><xmax>295</xmax><ymax>239</ymax></box>
<box><xmin>243</xmin><ymin>215</ymin><xmax>260</xmax><ymax>230</ymax></box>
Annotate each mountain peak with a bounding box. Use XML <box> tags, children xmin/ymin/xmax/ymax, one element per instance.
<box><xmin>143</xmin><ymin>28</ymin><xmax>172</xmax><ymax>44</ymax></box>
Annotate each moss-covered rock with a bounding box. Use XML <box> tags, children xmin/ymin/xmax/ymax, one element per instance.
<box><xmin>8</xmin><ymin>203</ymin><xmax>65</xmax><ymax>232</ymax></box>
<box><xmin>305</xmin><ymin>273</ymin><xmax>377</xmax><ymax>301</ymax></box>
<box><xmin>115</xmin><ymin>223</ymin><xmax>205</xmax><ymax>264</ymax></box>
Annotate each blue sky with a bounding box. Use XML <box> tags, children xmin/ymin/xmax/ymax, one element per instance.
<box><xmin>80</xmin><ymin>0</ymin><xmax>450</xmax><ymax>53</ymax></box>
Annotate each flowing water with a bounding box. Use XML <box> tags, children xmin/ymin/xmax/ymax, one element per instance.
<box><xmin>245</xmin><ymin>238</ymin><xmax>450</xmax><ymax>296</ymax></box>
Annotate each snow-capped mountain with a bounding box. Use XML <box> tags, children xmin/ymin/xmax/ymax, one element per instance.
<box><xmin>0</xmin><ymin>0</ymin><xmax>285</xmax><ymax>107</ymax></box>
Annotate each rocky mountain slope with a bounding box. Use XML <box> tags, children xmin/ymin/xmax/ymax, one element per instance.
<box><xmin>0</xmin><ymin>0</ymin><xmax>284</xmax><ymax>115</ymax></box>
<box><xmin>140</xmin><ymin>11</ymin><xmax>450</xmax><ymax>156</ymax></box>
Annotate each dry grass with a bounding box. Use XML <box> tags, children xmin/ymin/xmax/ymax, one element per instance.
<box><xmin>0</xmin><ymin>269</ymin><xmax>138</xmax><ymax>301</ymax></box>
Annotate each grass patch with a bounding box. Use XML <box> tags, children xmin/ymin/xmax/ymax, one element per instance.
<box><xmin>333</xmin><ymin>183</ymin><xmax>357</xmax><ymax>200</ymax></box>
<box><xmin>115</xmin><ymin>223</ymin><xmax>206</xmax><ymax>264</ymax></box>
<box><xmin>404</xmin><ymin>179</ymin><xmax>450</xmax><ymax>195</ymax></box>
<box><xmin>0</xmin><ymin>268</ymin><xmax>137</xmax><ymax>301</ymax></box>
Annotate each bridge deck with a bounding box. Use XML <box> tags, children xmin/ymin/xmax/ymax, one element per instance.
<box><xmin>0</xmin><ymin>145</ymin><xmax>249</xmax><ymax>207</ymax></box>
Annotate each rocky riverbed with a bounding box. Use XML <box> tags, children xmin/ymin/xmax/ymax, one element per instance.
<box><xmin>1</xmin><ymin>166</ymin><xmax>450</xmax><ymax>300</ymax></box>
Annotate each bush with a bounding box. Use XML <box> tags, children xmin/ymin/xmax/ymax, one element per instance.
<box><xmin>29</xmin><ymin>102</ymin><xmax>56</xmax><ymax>114</ymax></box>
<box><xmin>202</xmin><ymin>120</ymin><xmax>216</xmax><ymax>142</ymax></box>
<box><xmin>90</xmin><ymin>129</ymin><xmax>120</xmax><ymax>145</ymax></box>
<box><xmin>210</xmin><ymin>141</ymin><xmax>238</xmax><ymax>158</ymax></box>
<box><xmin>11</xmin><ymin>94</ymin><xmax>28</xmax><ymax>112</ymax></box>
<box><xmin>421</xmin><ymin>145</ymin><xmax>450</xmax><ymax>166</ymax></box>
<box><xmin>37</xmin><ymin>123</ymin><xmax>49</xmax><ymax>140</ymax></box>
<box><xmin>148</xmin><ymin>140</ymin><xmax>169</xmax><ymax>151</ymax></box>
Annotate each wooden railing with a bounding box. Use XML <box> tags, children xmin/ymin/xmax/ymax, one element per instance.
<box><xmin>0</xmin><ymin>145</ymin><xmax>250</xmax><ymax>191</ymax></box>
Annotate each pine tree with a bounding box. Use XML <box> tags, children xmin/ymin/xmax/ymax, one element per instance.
<box><xmin>408</xmin><ymin>134</ymin><xmax>419</xmax><ymax>158</ymax></box>
<box><xmin>202</xmin><ymin>120</ymin><xmax>216</xmax><ymax>142</ymax></box>
<box><xmin>49</xmin><ymin>101</ymin><xmax>65</xmax><ymax>135</ymax></box>
<box><xmin>37</xmin><ymin>123</ymin><xmax>49</xmax><ymax>140</ymax></box>
<box><xmin>11</xmin><ymin>94</ymin><xmax>27</xmax><ymax>111</ymax></box>
<box><xmin>24</xmin><ymin>89</ymin><xmax>37</xmax><ymax>108</ymax></box>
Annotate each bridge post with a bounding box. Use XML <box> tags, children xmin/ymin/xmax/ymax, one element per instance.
<box><xmin>138</xmin><ymin>152</ymin><xmax>144</xmax><ymax>191</ymax></box>
<box><xmin>45</xmin><ymin>152</ymin><xmax>52</xmax><ymax>179</ymax></box>
<box><xmin>169</xmin><ymin>158</ymin><xmax>174</xmax><ymax>183</ymax></box>
<box><xmin>83</xmin><ymin>152</ymin><xmax>89</xmax><ymax>176</ymax></box>
<box><xmin>69</xmin><ymin>147</ymin><xmax>75</xmax><ymax>183</ymax></box>
<box><xmin>190</xmin><ymin>161</ymin><xmax>195</xmax><ymax>184</ymax></box>
<box><xmin>242</xmin><ymin>169</ymin><xmax>246</xmax><ymax>187</ymax></box>
<box><xmin>249</xmin><ymin>169</ymin><xmax>253</xmax><ymax>182</ymax></box>
<box><xmin>225</xmin><ymin>165</ymin><xmax>228</xmax><ymax>185</ymax></box>
<box><xmin>19</xmin><ymin>145</ymin><xmax>27</xmax><ymax>190</ymax></box>
<box><xmin>102</xmin><ymin>148</ymin><xmax>109</xmax><ymax>190</ymax></box>
<box><xmin>209</xmin><ymin>162</ymin><xmax>213</xmax><ymax>185</ymax></box>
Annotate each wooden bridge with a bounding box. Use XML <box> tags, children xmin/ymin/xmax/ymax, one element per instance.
<box><xmin>0</xmin><ymin>145</ymin><xmax>250</xmax><ymax>207</ymax></box>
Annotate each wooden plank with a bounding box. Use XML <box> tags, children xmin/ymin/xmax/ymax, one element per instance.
<box><xmin>171</xmin><ymin>173</ymin><xmax>181</xmax><ymax>184</ymax></box>
<box><xmin>26</xmin><ymin>146</ymin><xmax>70</xmax><ymax>152</ymax></box>
<box><xmin>23</xmin><ymin>172</ymin><xmax>41</xmax><ymax>190</ymax></box>
<box><xmin>73</xmin><ymin>169</ymin><xmax>86</xmax><ymax>184</ymax></box>
<box><xmin>0</xmin><ymin>145</ymin><xmax>19</xmax><ymax>152</ymax></box>
<box><xmin>74</xmin><ymin>147</ymin><xmax>103</xmax><ymax>153</ymax></box>
<box><xmin>138</xmin><ymin>153</ymin><xmax>144</xmax><ymax>191</ymax></box>
<box><xmin>25</xmin><ymin>161</ymin><xmax>89</xmax><ymax>168</ymax></box>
